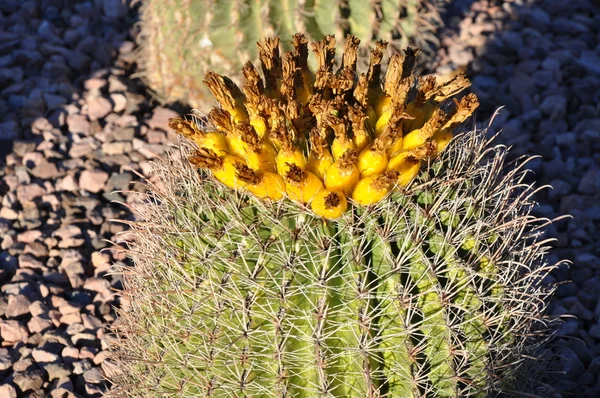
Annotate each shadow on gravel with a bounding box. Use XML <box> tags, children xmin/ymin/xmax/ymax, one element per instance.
<box><xmin>435</xmin><ymin>0</ymin><xmax>600</xmax><ymax>396</ymax></box>
<box><xmin>0</xmin><ymin>0</ymin><xmax>191</xmax><ymax>396</ymax></box>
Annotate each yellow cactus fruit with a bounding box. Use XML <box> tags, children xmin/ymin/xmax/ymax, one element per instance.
<box><xmin>404</xmin><ymin>76</ymin><xmax>437</xmax><ymax>132</ymax></box>
<box><xmin>308</xmin><ymin>130</ymin><xmax>334</xmax><ymax>180</ymax></box>
<box><xmin>307</xmin><ymin>151</ymin><xmax>334</xmax><ymax>180</ymax></box>
<box><xmin>348</xmin><ymin>104</ymin><xmax>372</xmax><ymax>152</ymax></box>
<box><xmin>246</xmin><ymin>142</ymin><xmax>277</xmax><ymax>172</ymax></box>
<box><xmin>387</xmin><ymin>136</ymin><xmax>404</xmax><ymax>157</ymax></box>
<box><xmin>351</xmin><ymin>170</ymin><xmax>399</xmax><ymax>205</ymax></box>
<box><xmin>331</xmin><ymin>136</ymin><xmax>356</xmax><ymax>161</ymax></box>
<box><xmin>310</xmin><ymin>189</ymin><xmax>348</xmax><ymax>219</ymax></box>
<box><xmin>402</xmin><ymin>110</ymin><xmax>449</xmax><ymax>151</ymax></box>
<box><xmin>235</xmin><ymin>164</ymin><xmax>286</xmax><ymax>201</ymax></box>
<box><xmin>168</xmin><ymin>118</ymin><xmax>229</xmax><ymax>156</ymax></box>
<box><xmin>189</xmin><ymin>148</ymin><xmax>246</xmax><ymax>189</ymax></box>
<box><xmin>284</xmin><ymin>164</ymin><xmax>323</xmax><ymax>203</ymax></box>
<box><xmin>386</xmin><ymin>150</ymin><xmax>426</xmax><ymax>187</ymax></box>
<box><xmin>325</xmin><ymin>111</ymin><xmax>356</xmax><ymax>161</ymax></box>
<box><xmin>236</xmin><ymin>122</ymin><xmax>277</xmax><ymax>172</ymax></box>
<box><xmin>170</xmin><ymin>34</ymin><xmax>479</xmax><ymax>219</ymax></box>
<box><xmin>357</xmin><ymin>136</ymin><xmax>389</xmax><ymax>178</ymax></box>
<box><xmin>203</xmin><ymin>71</ymin><xmax>248</xmax><ymax>123</ymax></box>
<box><xmin>432</xmin><ymin>129</ymin><xmax>453</xmax><ymax>154</ymax></box>
<box><xmin>325</xmin><ymin>150</ymin><xmax>360</xmax><ymax>195</ymax></box>
<box><xmin>272</xmin><ymin>124</ymin><xmax>307</xmax><ymax>177</ymax></box>
<box><xmin>276</xmin><ymin>147</ymin><xmax>307</xmax><ymax>176</ymax></box>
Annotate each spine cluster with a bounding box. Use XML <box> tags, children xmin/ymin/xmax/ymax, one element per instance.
<box><xmin>169</xmin><ymin>33</ymin><xmax>479</xmax><ymax>219</ymax></box>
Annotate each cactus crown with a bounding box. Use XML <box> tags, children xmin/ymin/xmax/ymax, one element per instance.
<box><xmin>169</xmin><ymin>33</ymin><xmax>479</xmax><ymax>219</ymax></box>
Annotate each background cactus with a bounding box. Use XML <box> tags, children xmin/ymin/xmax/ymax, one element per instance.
<box><xmin>107</xmin><ymin>35</ymin><xmax>558</xmax><ymax>397</ymax></box>
<box><xmin>138</xmin><ymin>0</ymin><xmax>446</xmax><ymax>108</ymax></box>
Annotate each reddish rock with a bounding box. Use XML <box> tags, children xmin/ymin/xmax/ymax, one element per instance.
<box><xmin>17</xmin><ymin>230</ymin><xmax>42</xmax><ymax>244</ymax></box>
<box><xmin>0</xmin><ymin>320</ymin><xmax>29</xmax><ymax>344</ymax></box>
<box><xmin>66</xmin><ymin>114</ymin><xmax>91</xmax><ymax>135</ymax></box>
<box><xmin>79</xmin><ymin>170</ymin><xmax>109</xmax><ymax>193</ymax></box>
<box><xmin>147</xmin><ymin>107</ymin><xmax>178</xmax><ymax>131</ymax></box>
<box><xmin>5</xmin><ymin>295</ymin><xmax>32</xmax><ymax>318</ymax></box>
<box><xmin>16</xmin><ymin>184</ymin><xmax>46</xmax><ymax>202</ymax></box>
<box><xmin>87</xmin><ymin>97</ymin><xmax>113</xmax><ymax>120</ymax></box>
<box><xmin>32</xmin><ymin>348</ymin><xmax>59</xmax><ymax>363</ymax></box>
<box><xmin>27</xmin><ymin>318</ymin><xmax>52</xmax><ymax>334</ymax></box>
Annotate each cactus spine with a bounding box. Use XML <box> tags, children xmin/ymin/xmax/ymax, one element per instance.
<box><xmin>108</xmin><ymin>34</ymin><xmax>557</xmax><ymax>397</ymax></box>
<box><xmin>139</xmin><ymin>0</ymin><xmax>445</xmax><ymax>108</ymax></box>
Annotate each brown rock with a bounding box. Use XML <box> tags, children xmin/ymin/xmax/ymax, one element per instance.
<box><xmin>87</xmin><ymin>97</ymin><xmax>112</xmax><ymax>120</ymax></box>
<box><xmin>81</xmin><ymin>314</ymin><xmax>103</xmax><ymax>330</ymax></box>
<box><xmin>61</xmin><ymin>347</ymin><xmax>79</xmax><ymax>365</ymax></box>
<box><xmin>102</xmin><ymin>141</ymin><xmax>132</xmax><ymax>155</ymax></box>
<box><xmin>27</xmin><ymin>317</ymin><xmax>52</xmax><ymax>334</ymax></box>
<box><xmin>28</xmin><ymin>301</ymin><xmax>48</xmax><ymax>317</ymax></box>
<box><xmin>0</xmin><ymin>207</ymin><xmax>18</xmax><ymax>220</ymax></box>
<box><xmin>17</xmin><ymin>230</ymin><xmax>42</xmax><ymax>244</ymax></box>
<box><xmin>79</xmin><ymin>170</ymin><xmax>109</xmax><ymax>193</ymax></box>
<box><xmin>0</xmin><ymin>384</ymin><xmax>17</xmax><ymax>398</ymax></box>
<box><xmin>0</xmin><ymin>320</ymin><xmax>29</xmax><ymax>344</ymax></box>
<box><xmin>5</xmin><ymin>295</ymin><xmax>32</xmax><ymax>318</ymax></box>
<box><xmin>56</xmin><ymin>174</ymin><xmax>78</xmax><ymax>192</ymax></box>
<box><xmin>13</xmin><ymin>370</ymin><xmax>44</xmax><ymax>392</ymax></box>
<box><xmin>110</xmin><ymin>93</ymin><xmax>127</xmax><ymax>113</ymax></box>
<box><xmin>148</xmin><ymin>107</ymin><xmax>179</xmax><ymax>131</ymax></box>
<box><xmin>30</xmin><ymin>160</ymin><xmax>61</xmax><ymax>179</ymax></box>
<box><xmin>32</xmin><ymin>348</ymin><xmax>59</xmax><ymax>363</ymax></box>
<box><xmin>66</xmin><ymin>114</ymin><xmax>91</xmax><ymax>135</ymax></box>
<box><xmin>16</xmin><ymin>184</ymin><xmax>45</xmax><ymax>202</ymax></box>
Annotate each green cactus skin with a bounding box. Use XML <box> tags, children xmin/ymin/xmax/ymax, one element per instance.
<box><xmin>139</xmin><ymin>0</ymin><xmax>445</xmax><ymax>108</ymax></box>
<box><xmin>107</xmin><ymin>127</ymin><xmax>559</xmax><ymax>397</ymax></box>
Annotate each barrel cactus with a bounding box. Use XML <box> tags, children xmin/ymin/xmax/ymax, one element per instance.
<box><xmin>108</xmin><ymin>34</ymin><xmax>557</xmax><ymax>397</ymax></box>
<box><xmin>139</xmin><ymin>0</ymin><xmax>445</xmax><ymax>108</ymax></box>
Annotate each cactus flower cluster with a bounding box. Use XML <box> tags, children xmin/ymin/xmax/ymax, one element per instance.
<box><xmin>169</xmin><ymin>33</ymin><xmax>479</xmax><ymax>219</ymax></box>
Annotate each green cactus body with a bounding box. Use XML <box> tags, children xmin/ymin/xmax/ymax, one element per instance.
<box><xmin>139</xmin><ymin>0</ymin><xmax>444</xmax><ymax>107</ymax></box>
<box><xmin>109</xmin><ymin>34</ymin><xmax>557</xmax><ymax>397</ymax></box>
<box><xmin>109</xmin><ymin>135</ymin><xmax>555</xmax><ymax>397</ymax></box>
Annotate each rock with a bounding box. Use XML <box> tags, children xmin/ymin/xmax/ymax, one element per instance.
<box><xmin>5</xmin><ymin>294</ymin><xmax>32</xmax><ymax>318</ymax></box>
<box><xmin>79</xmin><ymin>170</ymin><xmax>109</xmax><ymax>193</ymax></box>
<box><xmin>578</xmin><ymin>167</ymin><xmax>600</xmax><ymax>194</ymax></box>
<box><xmin>27</xmin><ymin>317</ymin><xmax>52</xmax><ymax>334</ymax></box>
<box><xmin>148</xmin><ymin>107</ymin><xmax>179</xmax><ymax>131</ymax></box>
<box><xmin>102</xmin><ymin>141</ymin><xmax>132</xmax><ymax>155</ymax></box>
<box><xmin>66</xmin><ymin>114</ymin><xmax>91</xmax><ymax>135</ymax></box>
<box><xmin>0</xmin><ymin>348</ymin><xmax>14</xmax><ymax>371</ymax></box>
<box><xmin>112</xmin><ymin>126</ymin><xmax>136</xmax><ymax>141</ymax></box>
<box><xmin>102</xmin><ymin>0</ymin><xmax>128</xmax><ymax>18</ymax></box>
<box><xmin>13</xmin><ymin>370</ymin><xmax>45</xmax><ymax>392</ymax></box>
<box><xmin>0</xmin><ymin>120</ymin><xmax>18</xmax><ymax>140</ymax></box>
<box><xmin>32</xmin><ymin>348</ymin><xmax>59</xmax><ymax>364</ymax></box>
<box><xmin>30</xmin><ymin>160</ymin><xmax>60</xmax><ymax>179</ymax></box>
<box><xmin>110</xmin><ymin>93</ymin><xmax>127</xmax><ymax>113</ymax></box>
<box><xmin>0</xmin><ymin>384</ymin><xmax>17</xmax><ymax>398</ymax></box>
<box><xmin>72</xmin><ymin>359</ymin><xmax>92</xmax><ymax>375</ymax></box>
<box><xmin>45</xmin><ymin>363</ymin><xmax>71</xmax><ymax>381</ymax></box>
<box><xmin>578</xmin><ymin>50</ymin><xmax>600</xmax><ymax>76</ymax></box>
<box><xmin>43</xmin><ymin>93</ymin><xmax>67</xmax><ymax>110</ymax></box>
<box><xmin>540</xmin><ymin>95</ymin><xmax>567</xmax><ymax>119</ymax></box>
<box><xmin>16</xmin><ymin>184</ymin><xmax>45</xmax><ymax>203</ymax></box>
<box><xmin>87</xmin><ymin>97</ymin><xmax>112</xmax><ymax>121</ymax></box>
<box><xmin>12</xmin><ymin>357</ymin><xmax>34</xmax><ymax>373</ymax></box>
<box><xmin>0</xmin><ymin>320</ymin><xmax>28</xmax><ymax>343</ymax></box>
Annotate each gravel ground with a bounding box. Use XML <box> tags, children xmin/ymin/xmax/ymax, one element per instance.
<box><xmin>1</xmin><ymin>0</ymin><xmax>599</xmax><ymax>396</ymax></box>
<box><xmin>436</xmin><ymin>0</ymin><xmax>600</xmax><ymax>396</ymax></box>
<box><xmin>0</xmin><ymin>1</ymin><xmax>187</xmax><ymax>396</ymax></box>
